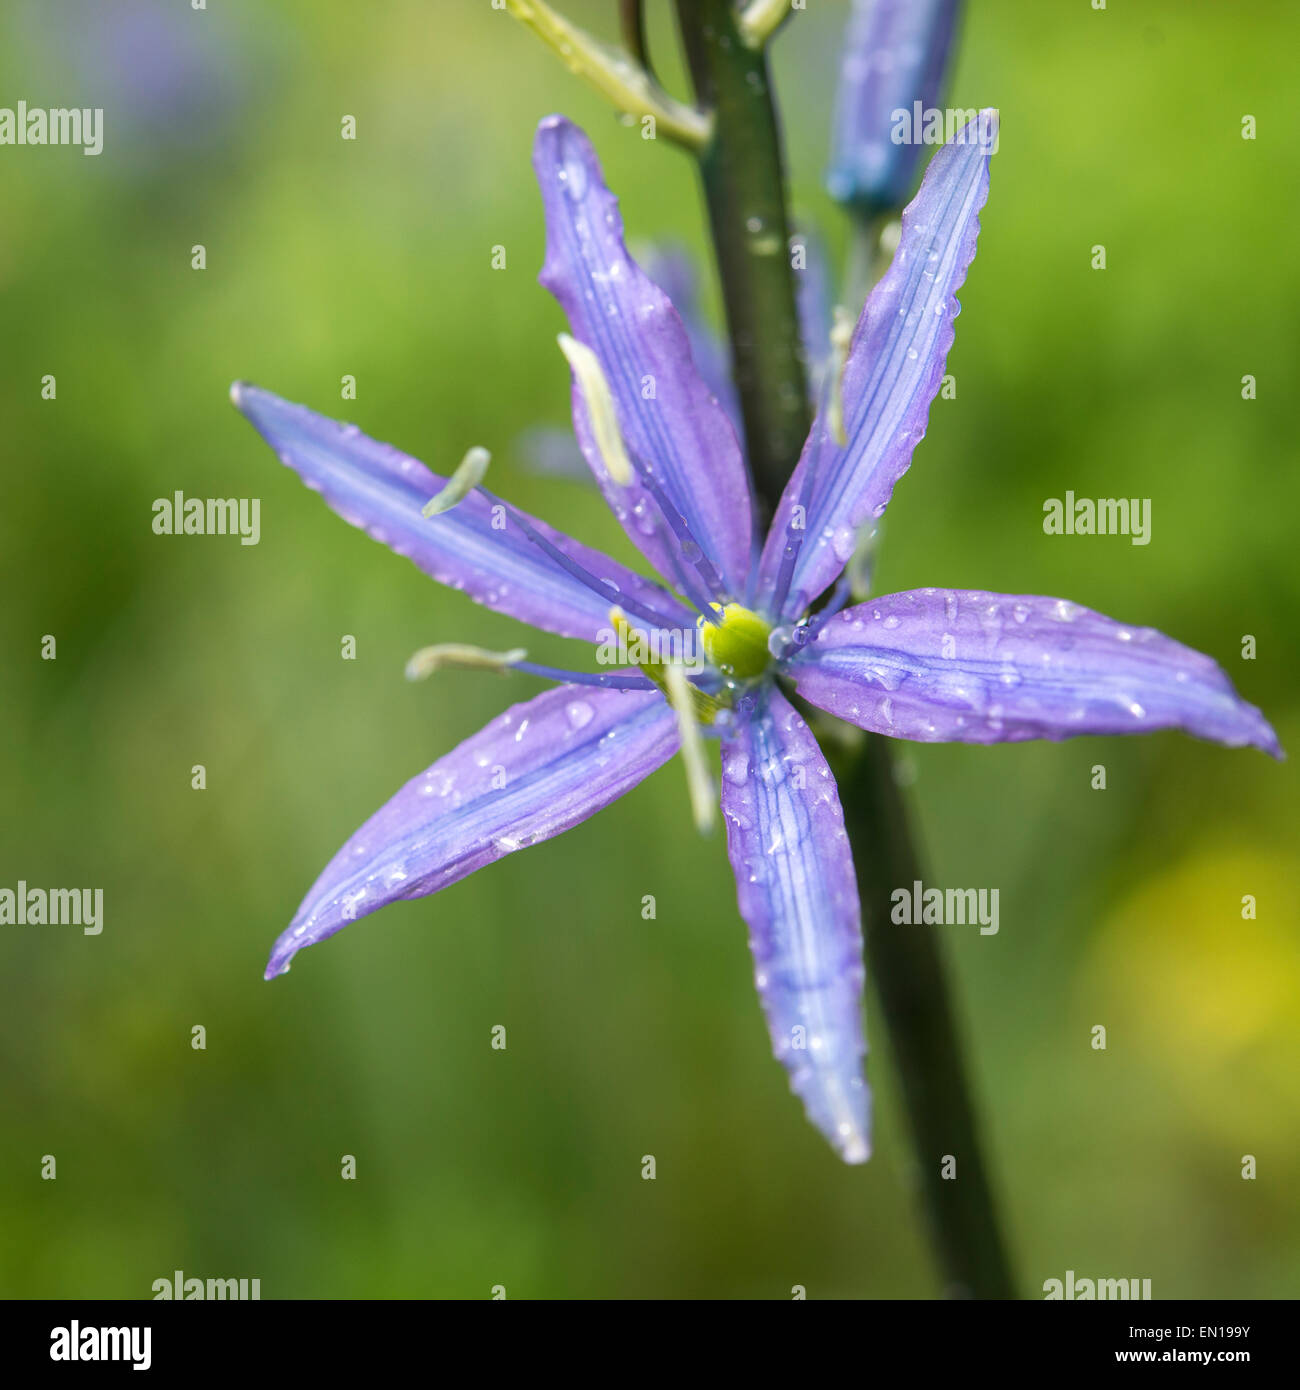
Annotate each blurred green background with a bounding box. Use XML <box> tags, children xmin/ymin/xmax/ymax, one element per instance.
<box><xmin>1</xmin><ymin>0</ymin><xmax>1297</xmax><ymax>1299</ymax></box>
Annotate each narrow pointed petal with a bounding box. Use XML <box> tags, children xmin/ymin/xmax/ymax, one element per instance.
<box><xmin>231</xmin><ymin>383</ymin><xmax>690</xmax><ymax>643</ymax></box>
<box><xmin>720</xmin><ymin>686</ymin><xmax>870</xmax><ymax>1162</ymax></box>
<box><xmin>533</xmin><ymin>116</ymin><xmax>754</xmax><ymax>594</ymax></box>
<box><xmin>758</xmin><ymin>111</ymin><xmax>997</xmax><ymax>621</ymax></box>
<box><xmin>266</xmin><ymin>686</ymin><xmax>677</xmax><ymax>979</ymax></box>
<box><xmin>518</xmin><ymin>247</ymin><xmax>741</xmax><ymax>483</ymax></box>
<box><xmin>789</xmin><ymin>590</ymin><xmax>1282</xmax><ymax>756</ymax></box>
<box><xmin>827</xmin><ymin>0</ymin><xmax>963</xmax><ymax>213</ymax></box>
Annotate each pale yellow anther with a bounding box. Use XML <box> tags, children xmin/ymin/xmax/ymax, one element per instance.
<box><xmin>608</xmin><ymin>606</ymin><xmax>634</xmax><ymax>650</ymax></box>
<box><xmin>847</xmin><ymin>525</ymin><xmax>879</xmax><ymax>601</ymax></box>
<box><xmin>664</xmin><ymin>663</ymin><xmax>716</xmax><ymax>836</ymax></box>
<box><xmin>557</xmin><ymin>334</ymin><xmax>634</xmax><ymax>486</ymax></box>
<box><xmin>422</xmin><ymin>446</ymin><xmax>491</xmax><ymax>517</ymax></box>
<box><xmin>503</xmin><ymin>1</ymin><xmax>711</xmax><ymax>150</ymax></box>
<box><xmin>405</xmin><ymin>643</ymin><xmax>527</xmax><ymax>682</ymax></box>
<box><xmin>826</xmin><ymin>305</ymin><xmax>856</xmax><ymax>449</ymax></box>
<box><xmin>738</xmin><ymin>0</ymin><xmax>796</xmax><ymax>49</ymax></box>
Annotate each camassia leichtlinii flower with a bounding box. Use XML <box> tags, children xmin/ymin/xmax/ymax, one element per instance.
<box><xmin>231</xmin><ymin>112</ymin><xmax>1279</xmax><ymax>1164</ymax></box>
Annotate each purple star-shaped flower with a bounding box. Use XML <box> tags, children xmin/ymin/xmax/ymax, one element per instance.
<box><xmin>232</xmin><ymin>112</ymin><xmax>1278</xmax><ymax>1164</ymax></box>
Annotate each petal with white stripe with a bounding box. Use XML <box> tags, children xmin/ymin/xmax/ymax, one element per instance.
<box><xmin>534</xmin><ymin>116</ymin><xmax>755</xmax><ymax>596</ymax></box>
<box><xmin>266</xmin><ymin>686</ymin><xmax>678</xmax><ymax>978</ymax></box>
<box><xmin>790</xmin><ymin>589</ymin><xmax>1282</xmax><ymax>756</ymax></box>
<box><xmin>759</xmin><ymin>111</ymin><xmax>996</xmax><ymax>619</ymax></box>
<box><xmin>232</xmin><ymin>383</ymin><xmax>689</xmax><ymax>643</ymax></box>
<box><xmin>721</xmin><ymin>686</ymin><xmax>870</xmax><ymax>1162</ymax></box>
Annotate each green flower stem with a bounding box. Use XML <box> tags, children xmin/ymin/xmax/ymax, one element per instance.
<box><xmin>617</xmin><ymin>1</ymin><xmax>652</xmax><ymax>77</ymax></box>
<box><xmin>673</xmin><ymin>0</ymin><xmax>810</xmax><ymax>515</ymax></box>
<box><xmin>505</xmin><ymin>0</ymin><xmax>710</xmax><ymax>151</ymax></box>
<box><xmin>674</xmin><ymin>0</ymin><xmax>1016</xmax><ymax>1298</ymax></box>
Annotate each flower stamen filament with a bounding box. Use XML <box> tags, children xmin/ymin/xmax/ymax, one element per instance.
<box><xmin>609</xmin><ymin>608</ymin><xmax>721</xmax><ymax>723</ymax></box>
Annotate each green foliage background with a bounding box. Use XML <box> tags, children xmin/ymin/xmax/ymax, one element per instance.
<box><xmin>1</xmin><ymin>0</ymin><xmax>1296</xmax><ymax>1298</ymax></box>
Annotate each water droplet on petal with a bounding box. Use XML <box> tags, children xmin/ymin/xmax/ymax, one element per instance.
<box><xmin>565</xmin><ymin>700</ymin><xmax>595</xmax><ymax>730</ymax></box>
<box><xmin>1052</xmin><ymin>600</ymin><xmax>1077</xmax><ymax>623</ymax></box>
<box><xmin>723</xmin><ymin>751</ymin><xmax>749</xmax><ymax>787</ymax></box>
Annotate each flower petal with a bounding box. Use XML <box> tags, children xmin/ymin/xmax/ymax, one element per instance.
<box><xmin>643</xmin><ymin>245</ymin><xmax>741</xmax><ymax>433</ymax></box>
<box><xmin>827</xmin><ymin>0</ymin><xmax>963</xmax><ymax>213</ymax></box>
<box><xmin>533</xmin><ymin>115</ymin><xmax>755</xmax><ymax>595</ymax></box>
<box><xmin>758</xmin><ymin>111</ymin><xmax>997</xmax><ymax>621</ymax></box>
<box><xmin>720</xmin><ymin>686</ymin><xmax>870</xmax><ymax>1162</ymax></box>
<box><xmin>517</xmin><ymin>246</ymin><xmax>742</xmax><ymax>483</ymax></box>
<box><xmin>789</xmin><ymin>590</ymin><xmax>1283</xmax><ymax>756</ymax></box>
<box><xmin>266</xmin><ymin>686</ymin><xmax>678</xmax><ymax>979</ymax></box>
<box><xmin>231</xmin><ymin>383</ymin><xmax>690</xmax><ymax>643</ymax></box>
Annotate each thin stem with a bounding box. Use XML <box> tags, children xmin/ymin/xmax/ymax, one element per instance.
<box><xmin>505</xmin><ymin>0</ymin><xmax>710</xmax><ymax>151</ymax></box>
<box><xmin>673</xmin><ymin>0</ymin><xmax>1017</xmax><ymax>1298</ymax></box>
<box><xmin>618</xmin><ymin>0</ymin><xmax>652</xmax><ymax>79</ymax></box>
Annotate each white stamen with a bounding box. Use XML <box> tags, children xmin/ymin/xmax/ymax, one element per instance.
<box><xmin>879</xmin><ymin>218</ymin><xmax>902</xmax><ymax>262</ymax></box>
<box><xmin>664</xmin><ymin>664</ymin><xmax>715</xmax><ymax>835</ymax></box>
<box><xmin>405</xmin><ymin>643</ymin><xmax>527</xmax><ymax>681</ymax></box>
<box><xmin>557</xmin><ymin>333</ymin><xmax>634</xmax><ymax>486</ymax></box>
<box><xmin>422</xmin><ymin>446</ymin><xmax>491</xmax><ymax>516</ymax></box>
<box><xmin>826</xmin><ymin>305</ymin><xmax>856</xmax><ymax>448</ymax></box>
<box><xmin>503</xmin><ymin>3</ymin><xmax>711</xmax><ymax>150</ymax></box>
<box><xmin>847</xmin><ymin>524</ymin><xmax>880</xmax><ymax>601</ymax></box>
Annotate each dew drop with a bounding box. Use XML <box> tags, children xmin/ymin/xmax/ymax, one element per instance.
<box><xmin>1052</xmin><ymin>600</ymin><xmax>1077</xmax><ymax>623</ymax></box>
<box><xmin>565</xmin><ymin>700</ymin><xmax>595</xmax><ymax>730</ymax></box>
<box><xmin>723</xmin><ymin>750</ymin><xmax>749</xmax><ymax>787</ymax></box>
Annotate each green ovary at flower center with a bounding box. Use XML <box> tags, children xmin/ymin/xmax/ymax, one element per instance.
<box><xmin>699</xmin><ymin>603</ymin><xmax>773</xmax><ymax>679</ymax></box>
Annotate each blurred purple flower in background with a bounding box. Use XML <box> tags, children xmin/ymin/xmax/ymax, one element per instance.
<box><xmin>232</xmin><ymin>113</ymin><xmax>1277</xmax><ymax>1162</ymax></box>
<box><xmin>827</xmin><ymin>0</ymin><xmax>963</xmax><ymax>213</ymax></box>
<box><xmin>20</xmin><ymin>0</ymin><xmax>248</xmax><ymax>168</ymax></box>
